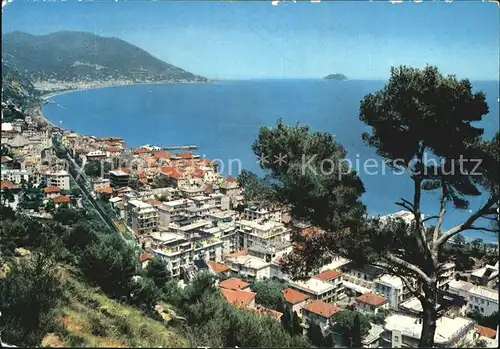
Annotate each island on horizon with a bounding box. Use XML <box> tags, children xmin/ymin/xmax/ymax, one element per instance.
<box><xmin>324</xmin><ymin>73</ymin><xmax>348</xmax><ymax>81</ymax></box>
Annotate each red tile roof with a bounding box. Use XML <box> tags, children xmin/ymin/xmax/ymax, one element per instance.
<box><xmin>356</xmin><ymin>292</ymin><xmax>388</xmax><ymax>307</ymax></box>
<box><xmin>176</xmin><ymin>152</ymin><xmax>194</xmax><ymax>159</ymax></box>
<box><xmin>53</xmin><ymin>195</ymin><xmax>71</xmax><ymax>203</ymax></box>
<box><xmin>476</xmin><ymin>325</ymin><xmax>497</xmax><ymax>339</ymax></box>
<box><xmin>206</xmin><ymin>260</ymin><xmax>230</xmax><ymax>273</ymax></box>
<box><xmin>227</xmin><ymin>176</ymin><xmax>237</xmax><ymax>183</ymax></box>
<box><xmin>193</xmin><ymin>168</ymin><xmax>205</xmax><ymax>178</ymax></box>
<box><xmin>219</xmin><ymin>277</ymin><xmax>250</xmax><ymax>291</ymax></box>
<box><xmin>314</xmin><ymin>269</ymin><xmax>342</xmax><ymax>281</ymax></box>
<box><xmin>140</xmin><ymin>253</ymin><xmax>153</xmax><ymax>263</ymax></box>
<box><xmin>0</xmin><ymin>181</ymin><xmax>14</xmax><ymax>189</ymax></box>
<box><xmin>134</xmin><ymin>147</ymin><xmax>150</xmax><ymax>154</ymax></box>
<box><xmin>95</xmin><ymin>186</ymin><xmax>113</xmax><ymax>194</ymax></box>
<box><xmin>304</xmin><ymin>300</ymin><xmax>341</xmax><ymax>318</ymax></box>
<box><xmin>153</xmin><ymin>151</ymin><xmax>172</xmax><ymax>159</ymax></box>
<box><xmin>246</xmin><ymin>305</ymin><xmax>283</xmax><ymax>320</ymax></box>
<box><xmin>220</xmin><ymin>288</ymin><xmax>256</xmax><ymax>306</ymax></box>
<box><xmin>106</xmin><ymin>147</ymin><xmax>121</xmax><ymax>153</ymax></box>
<box><xmin>283</xmin><ymin>288</ymin><xmax>310</xmax><ymax>305</ymax></box>
<box><xmin>44</xmin><ymin>186</ymin><xmax>61</xmax><ymax>194</ymax></box>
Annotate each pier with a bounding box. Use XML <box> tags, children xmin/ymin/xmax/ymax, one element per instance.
<box><xmin>159</xmin><ymin>145</ymin><xmax>198</xmax><ymax>151</ymax></box>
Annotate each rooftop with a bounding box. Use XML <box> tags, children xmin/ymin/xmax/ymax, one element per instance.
<box><xmin>43</xmin><ymin>186</ymin><xmax>61</xmax><ymax>193</ymax></box>
<box><xmin>283</xmin><ymin>288</ymin><xmax>309</xmax><ymax>305</ymax></box>
<box><xmin>219</xmin><ymin>277</ymin><xmax>250</xmax><ymax>291</ymax></box>
<box><xmin>374</xmin><ymin>274</ymin><xmax>403</xmax><ymax>289</ymax></box>
<box><xmin>109</xmin><ymin>170</ymin><xmax>130</xmax><ymax>177</ymax></box>
<box><xmin>476</xmin><ymin>325</ymin><xmax>497</xmax><ymax>339</ymax></box>
<box><xmin>448</xmin><ymin>279</ymin><xmax>475</xmax><ymax>292</ymax></box>
<box><xmin>220</xmin><ymin>288</ymin><xmax>256</xmax><ymax>306</ymax></box>
<box><xmin>290</xmin><ymin>277</ymin><xmax>335</xmax><ymax>295</ymax></box>
<box><xmin>469</xmin><ymin>286</ymin><xmax>499</xmax><ymax>301</ymax></box>
<box><xmin>128</xmin><ymin>199</ymin><xmax>155</xmax><ymax>210</ymax></box>
<box><xmin>227</xmin><ymin>255</ymin><xmax>270</xmax><ymax>270</ymax></box>
<box><xmin>304</xmin><ymin>300</ymin><xmax>341</xmax><ymax>318</ymax></box>
<box><xmin>246</xmin><ymin>305</ymin><xmax>283</xmax><ymax>320</ymax></box>
<box><xmin>206</xmin><ymin>260</ymin><xmax>230</xmax><ymax>273</ymax></box>
<box><xmin>356</xmin><ymin>292</ymin><xmax>388</xmax><ymax>307</ymax></box>
<box><xmin>384</xmin><ymin>314</ymin><xmax>474</xmax><ymax>344</ymax></box>
<box><xmin>314</xmin><ymin>269</ymin><xmax>342</xmax><ymax>281</ymax></box>
<box><xmin>53</xmin><ymin>195</ymin><xmax>71</xmax><ymax>203</ymax></box>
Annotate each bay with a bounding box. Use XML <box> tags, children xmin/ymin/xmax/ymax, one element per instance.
<box><xmin>43</xmin><ymin>79</ymin><xmax>500</xmax><ymax>243</ymax></box>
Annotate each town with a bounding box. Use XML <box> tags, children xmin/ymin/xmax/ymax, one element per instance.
<box><xmin>1</xmin><ymin>112</ymin><xmax>498</xmax><ymax>348</ymax></box>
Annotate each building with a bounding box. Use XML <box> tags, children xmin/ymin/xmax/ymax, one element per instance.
<box><xmin>148</xmin><ymin>230</ymin><xmax>223</xmax><ymax>278</ymax></box>
<box><xmin>219</xmin><ymin>277</ymin><xmax>250</xmax><ymax>291</ymax></box>
<box><xmin>439</xmin><ymin>262</ymin><xmax>456</xmax><ymax>287</ymax></box>
<box><xmin>355</xmin><ymin>292</ymin><xmax>389</xmax><ymax>314</ymax></box>
<box><xmin>43</xmin><ymin>186</ymin><xmax>61</xmax><ymax>199</ymax></box>
<box><xmin>225</xmin><ymin>253</ymin><xmax>271</xmax><ymax>281</ymax></box>
<box><xmin>126</xmin><ymin>199</ymin><xmax>158</xmax><ymax>235</ymax></box>
<box><xmin>313</xmin><ymin>269</ymin><xmax>346</xmax><ymax>301</ymax></box>
<box><xmin>109</xmin><ymin>170</ymin><xmax>130</xmax><ymax>189</ymax></box>
<box><xmin>341</xmin><ymin>264</ymin><xmax>385</xmax><ymax>297</ymax></box>
<box><xmin>372</xmin><ymin>274</ymin><xmax>411</xmax><ymax>310</ymax></box>
<box><xmin>301</xmin><ymin>300</ymin><xmax>341</xmax><ymax>332</ymax></box>
<box><xmin>158</xmin><ymin>198</ymin><xmax>194</xmax><ymax>227</ymax></box>
<box><xmin>92</xmin><ymin>178</ymin><xmax>111</xmax><ymax>191</ymax></box>
<box><xmin>1</xmin><ymin>169</ymin><xmax>30</xmax><ymax>184</ymax></box>
<box><xmin>44</xmin><ymin>170</ymin><xmax>70</xmax><ymax>190</ymax></box>
<box><xmin>468</xmin><ymin>285</ymin><xmax>499</xmax><ymax>317</ymax></box>
<box><xmin>236</xmin><ymin>219</ymin><xmax>291</xmax><ymax>251</ymax></box>
<box><xmin>447</xmin><ymin>280</ymin><xmax>499</xmax><ymax>317</ymax></box>
<box><xmin>289</xmin><ymin>277</ymin><xmax>338</xmax><ymax>303</ymax></box>
<box><xmin>470</xmin><ymin>263</ymin><xmax>499</xmax><ymax>288</ymax></box>
<box><xmin>381</xmin><ymin>313</ymin><xmax>477</xmax><ymax>348</ymax></box>
<box><xmin>220</xmin><ymin>288</ymin><xmax>256</xmax><ymax>307</ymax></box>
<box><xmin>283</xmin><ymin>288</ymin><xmax>310</xmax><ymax>316</ymax></box>
<box><xmin>243</xmin><ymin>205</ymin><xmax>281</xmax><ymax>222</ymax></box>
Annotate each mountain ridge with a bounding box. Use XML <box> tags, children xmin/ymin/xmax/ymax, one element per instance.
<box><xmin>2</xmin><ymin>30</ymin><xmax>207</xmax><ymax>84</ymax></box>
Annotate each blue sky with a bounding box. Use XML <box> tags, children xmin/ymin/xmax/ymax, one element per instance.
<box><xmin>2</xmin><ymin>0</ymin><xmax>499</xmax><ymax>80</ymax></box>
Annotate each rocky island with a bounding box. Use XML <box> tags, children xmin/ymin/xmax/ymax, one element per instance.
<box><xmin>324</xmin><ymin>73</ymin><xmax>348</xmax><ymax>81</ymax></box>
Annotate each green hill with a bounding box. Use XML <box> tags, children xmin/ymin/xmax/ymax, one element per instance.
<box><xmin>324</xmin><ymin>73</ymin><xmax>348</xmax><ymax>81</ymax></box>
<box><xmin>2</xmin><ymin>62</ymin><xmax>40</xmax><ymax>107</ymax></box>
<box><xmin>2</xmin><ymin>31</ymin><xmax>207</xmax><ymax>83</ymax></box>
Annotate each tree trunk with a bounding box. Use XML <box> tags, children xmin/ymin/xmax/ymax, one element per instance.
<box><xmin>419</xmin><ymin>283</ymin><xmax>438</xmax><ymax>347</ymax></box>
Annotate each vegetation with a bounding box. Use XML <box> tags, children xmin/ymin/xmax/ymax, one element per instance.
<box><xmin>2</xmin><ymin>31</ymin><xmax>207</xmax><ymax>83</ymax></box>
<box><xmin>1</xmin><ymin>62</ymin><xmax>40</xmax><ymax>116</ymax></box>
<box><xmin>245</xmin><ymin>66</ymin><xmax>499</xmax><ymax>347</ymax></box>
<box><xmin>251</xmin><ymin>278</ymin><xmax>287</xmax><ymax>311</ymax></box>
<box><xmin>324</xmin><ymin>73</ymin><xmax>348</xmax><ymax>80</ymax></box>
<box><xmin>466</xmin><ymin>310</ymin><xmax>499</xmax><ymax>330</ymax></box>
<box><xmin>331</xmin><ymin>310</ymin><xmax>371</xmax><ymax>347</ymax></box>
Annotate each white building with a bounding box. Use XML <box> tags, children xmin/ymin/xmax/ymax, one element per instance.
<box><xmin>289</xmin><ymin>277</ymin><xmax>337</xmax><ymax>304</ymax></box>
<box><xmin>447</xmin><ymin>280</ymin><xmax>499</xmax><ymax>317</ymax></box>
<box><xmin>381</xmin><ymin>313</ymin><xmax>477</xmax><ymax>348</ymax></box>
<box><xmin>126</xmin><ymin>199</ymin><xmax>158</xmax><ymax>235</ymax></box>
<box><xmin>1</xmin><ymin>169</ymin><xmax>30</xmax><ymax>184</ymax></box>
<box><xmin>158</xmin><ymin>198</ymin><xmax>194</xmax><ymax>227</ymax></box>
<box><xmin>372</xmin><ymin>274</ymin><xmax>411</xmax><ymax>310</ymax></box>
<box><xmin>44</xmin><ymin>170</ymin><xmax>70</xmax><ymax>190</ymax></box>
<box><xmin>236</xmin><ymin>219</ymin><xmax>290</xmax><ymax>250</ymax></box>
<box><xmin>470</xmin><ymin>263</ymin><xmax>499</xmax><ymax>288</ymax></box>
<box><xmin>225</xmin><ymin>254</ymin><xmax>271</xmax><ymax>281</ymax></box>
<box><xmin>149</xmin><ymin>231</ymin><xmax>223</xmax><ymax>278</ymax></box>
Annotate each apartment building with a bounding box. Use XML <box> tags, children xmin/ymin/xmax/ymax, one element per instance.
<box><xmin>225</xmin><ymin>253</ymin><xmax>271</xmax><ymax>281</ymax></box>
<box><xmin>289</xmin><ymin>277</ymin><xmax>338</xmax><ymax>304</ymax></box>
<box><xmin>126</xmin><ymin>199</ymin><xmax>158</xmax><ymax>235</ymax></box>
<box><xmin>44</xmin><ymin>170</ymin><xmax>70</xmax><ymax>190</ymax></box>
<box><xmin>341</xmin><ymin>264</ymin><xmax>385</xmax><ymax>297</ymax></box>
<box><xmin>1</xmin><ymin>169</ymin><xmax>31</xmax><ymax>184</ymax></box>
<box><xmin>447</xmin><ymin>279</ymin><xmax>499</xmax><ymax>317</ymax></box>
<box><xmin>158</xmin><ymin>198</ymin><xmax>194</xmax><ymax>227</ymax></box>
<box><xmin>92</xmin><ymin>178</ymin><xmax>111</xmax><ymax>191</ymax></box>
<box><xmin>373</xmin><ymin>274</ymin><xmax>411</xmax><ymax>310</ymax></box>
<box><xmin>468</xmin><ymin>286</ymin><xmax>499</xmax><ymax>317</ymax></box>
<box><xmin>201</xmin><ymin>221</ymin><xmax>238</xmax><ymax>256</ymax></box>
<box><xmin>313</xmin><ymin>269</ymin><xmax>346</xmax><ymax>301</ymax></box>
<box><xmin>283</xmin><ymin>288</ymin><xmax>310</xmax><ymax>316</ymax></box>
<box><xmin>381</xmin><ymin>313</ymin><xmax>477</xmax><ymax>348</ymax></box>
<box><xmin>355</xmin><ymin>292</ymin><xmax>389</xmax><ymax>315</ymax></box>
<box><xmin>149</xmin><ymin>231</ymin><xmax>223</xmax><ymax>278</ymax></box>
<box><xmin>439</xmin><ymin>262</ymin><xmax>456</xmax><ymax>287</ymax></box>
<box><xmin>236</xmin><ymin>219</ymin><xmax>291</xmax><ymax>250</ymax></box>
<box><xmin>243</xmin><ymin>205</ymin><xmax>281</xmax><ymax>222</ymax></box>
<box><xmin>301</xmin><ymin>300</ymin><xmax>341</xmax><ymax>333</ymax></box>
<box><xmin>470</xmin><ymin>263</ymin><xmax>499</xmax><ymax>288</ymax></box>
<box><xmin>109</xmin><ymin>170</ymin><xmax>130</xmax><ymax>188</ymax></box>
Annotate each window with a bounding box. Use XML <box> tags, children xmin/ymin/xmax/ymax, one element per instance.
<box><xmin>481</xmin><ymin>307</ymin><xmax>484</xmax><ymax>313</ymax></box>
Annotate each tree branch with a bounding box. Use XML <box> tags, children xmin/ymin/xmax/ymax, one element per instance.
<box><xmin>422</xmin><ymin>215</ymin><xmax>440</xmax><ymax>223</ymax></box>
<box><xmin>466</xmin><ymin>226</ymin><xmax>499</xmax><ymax>233</ymax></box>
<box><xmin>386</xmin><ymin>252</ymin><xmax>432</xmax><ymax>284</ymax></box>
<box><xmin>436</xmin><ymin>196</ymin><xmax>498</xmax><ymax>246</ymax></box>
<box><xmin>432</xmin><ymin>184</ymin><xmax>448</xmax><ymax>256</ymax></box>
<box><xmin>371</xmin><ymin>262</ymin><xmax>422</xmax><ymax>298</ymax></box>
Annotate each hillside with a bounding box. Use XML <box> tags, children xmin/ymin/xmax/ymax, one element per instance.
<box><xmin>2</xmin><ymin>62</ymin><xmax>40</xmax><ymax>107</ymax></box>
<box><xmin>2</xmin><ymin>31</ymin><xmax>207</xmax><ymax>84</ymax></box>
<box><xmin>324</xmin><ymin>73</ymin><xmax>348</xmax><ymax>81</ymax></box>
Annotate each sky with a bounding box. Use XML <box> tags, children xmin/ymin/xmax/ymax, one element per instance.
<box><xmin>2</xmin><ymin>0</ymin><xmax>499</xmax><ymax>80</ymax></box>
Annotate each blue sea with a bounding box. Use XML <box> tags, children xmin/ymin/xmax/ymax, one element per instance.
<box><xmin>43</xmin><ymin>79</ymin><xmax>500</xmax><ymax>243</ymax></box>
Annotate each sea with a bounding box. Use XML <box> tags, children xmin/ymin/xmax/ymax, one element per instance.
<box><xmin>42</xmin><ymin>79</ymin><xmax>500</xmax><ymax>243</ymax></box>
